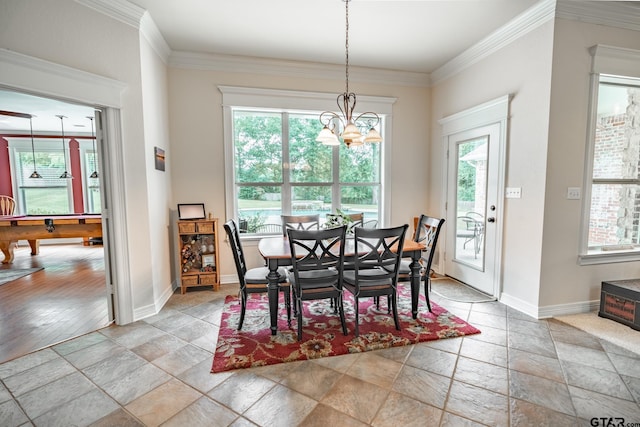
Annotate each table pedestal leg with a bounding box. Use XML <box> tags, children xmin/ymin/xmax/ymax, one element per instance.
<box><xmin>409</xmin><ymin>254</ymin><xmax>421</xmax><ymax>319</ymax></box>
<box><xmin>266</xmin><ymin>259</ymin><xmax>280</xmax><ymax>336</ymax></box>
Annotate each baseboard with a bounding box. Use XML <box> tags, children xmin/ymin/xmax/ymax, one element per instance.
<box><xmin>220</xmin><ymin>273</ymin><xmax>238</xmax><ymax>285</ymax></box>
<box><xmin>498</xmin><ymin>292</ymin><xmax>540</xmax><ymax>319</ymax></box>
<box><xmin>500</xmin><ymin>291</ymin><xmax>599</xmax><ymax>319</ymax></box>
<box><xmin>538</xmin><ymin>299</ymin><xmax>600</xmax><ymax>319</ymax></box>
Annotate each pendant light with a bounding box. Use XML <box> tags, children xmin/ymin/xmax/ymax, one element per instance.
<box><xmin>56</xmin><ymin>115</ymin><xmax>73</xmax><ymax>179</ymax></box>
<box><xmin>87</xmin><ymin>116</ymin><xmax>98</xmax><ymax>178</ymax></box>
<box><xmin>28</xmin><ymin>115</ymin><xmax>42</xmax><ymax>179</ymax></box>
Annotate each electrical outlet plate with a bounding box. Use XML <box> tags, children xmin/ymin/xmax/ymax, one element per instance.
<box><xmin>505</xmin><ymin>187</ymin><xmax>521</xmax><ymax>198</ymax></box>
<box><xmin>567</xmin><ymin>187</ymin><xmax>581</xmax><ymax>200</ymax></box>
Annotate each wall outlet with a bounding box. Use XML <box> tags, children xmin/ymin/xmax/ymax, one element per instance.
<box><xmin>567</xmin><ymin>187</ymin><xmax>581</xmax><ymax>200</ymax></box>
<box><xmin>505</xmin><ymin>187</ymin><xmax>522</xmax><ymax>198</ymax></box>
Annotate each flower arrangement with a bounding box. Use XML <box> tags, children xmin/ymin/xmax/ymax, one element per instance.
<box><xmin>325</xmin><ymin>208</ymin><xmax>354</xmax><ymax>232</ymax></box>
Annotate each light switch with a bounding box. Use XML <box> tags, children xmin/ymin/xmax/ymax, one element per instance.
<box><xmin>505</xmin><ymin>187</ymin><xmax>521</xmax><ymax>199</ymax></box>
<box><xmin>567</xmin><ymin>187</ymin><xmax>581</xmax><ymax>200</ymax></box>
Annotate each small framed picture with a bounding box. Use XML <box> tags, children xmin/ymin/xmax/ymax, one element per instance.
<box><xmin>154</xmin><ymin>147</ymin><xmax>165</xmax><ymax>171</ymax></box>
<box><xmin>202</xmin><ymin>254</ymin><xmax>215</xmax><ymax>267</ymax></box>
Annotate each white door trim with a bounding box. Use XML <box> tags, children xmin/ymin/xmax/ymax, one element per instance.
<box><xmin>438</xmin><ymin>94</ymin><xmax>511</xmax><ymax>298</ymax></box>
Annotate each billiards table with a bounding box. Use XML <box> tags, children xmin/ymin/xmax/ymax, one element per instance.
<box><xmin>0</xmin><ymin>214</ymin><xmax>102</xmax><ymax>264</ymax></box>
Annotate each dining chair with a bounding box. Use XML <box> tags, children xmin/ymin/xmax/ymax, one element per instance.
<box><xmin>287</xmin><ymin>225</ymin><xmax>348</xmax><ymax>340</ymax></box>
<box><xmin>343</xmin><ymin>224</ymin><xmax>408</xmax><ymax>337</ymax></box>
<box><xmin>396</xmin><ymin>214</ymin><xmax>445</xmax><ymax>312</ymax></box>
<box><xmin>0</xmin><ymin>195</ymin><xmax>16</xmax><ymax>216</ymax></box>
<box><xmin>223</xmin><ymin>219</ymin><xmax>291</xmax><ymax>330</ymax></box>
<box><xmin>281</xmin><ymin>214</ymin><xmax>320</xmax><ymax>236</ymax></box>
<box><xmin>457</xmin><ymin>215</ymin><xmax>483</xmax><ymax>258</ymax></box>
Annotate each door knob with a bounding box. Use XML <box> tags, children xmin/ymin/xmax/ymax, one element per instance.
<box><xmin>487</xmin><ymin>217</ymin><xmax>496</xmax><ymax>223</ymax></box>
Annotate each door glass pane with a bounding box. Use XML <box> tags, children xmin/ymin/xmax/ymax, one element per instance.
<box><xmin>454</xmin><ymin>136</ymin><xmax>487</xmax><ymax>268</ymax></box>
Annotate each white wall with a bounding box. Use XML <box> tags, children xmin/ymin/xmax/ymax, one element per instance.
<box><xmin>430</xmin><ymin>20</ymin><xmax>556</xmax><ymax>315</ymax></box>
<box><xmin>166</xmin><ymin>66</ymin><xmax>431</xmax><ymax>280</ymax></box>
<box><xmin>540</xmin><ymin>18</ymin><xmax>640</xmax><ymax>312</ymax></box>
<box><xmin>139</xmin><ymin>25</ymin><xmax>174</xmax><ymax>311</ymax></box>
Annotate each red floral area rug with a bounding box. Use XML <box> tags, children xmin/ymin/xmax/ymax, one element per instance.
<box><xmin>211</xmin><ymin>284</ymin><xmax>481</xmax><ymax>373</ymax></box>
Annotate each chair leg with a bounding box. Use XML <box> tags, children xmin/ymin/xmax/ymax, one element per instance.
<box><xmin>354</xmin><ymin>299</ymin><xmax>360</xmax><ymax>337</ymax></box>
<box><xmin>391</xmin><ymin>290</ymin><xmax>400</xmax><ymax>331</ymax></box>
<box><xmin>337</xmin><ymin>297</ymin><xmax>348</xmax><ymax>336</ymax></box>
<box><xmin>297</xmin><ymin>298</ymin><xmax>304</xmax><ymax>341</ymax></box>
<box><xmin>238</xmin><ymin>290</ymin><xmax>247</xmax><ymax>330</ymax></box>
<box><xmin>284</xmin><ymin>288</ymin><xmax>292</xmax><ymax>327</ymax></box>
<box><xmin>424</xmin><ymin>276</ymin><xmax>432</xmax><ymax>312</ymax></box>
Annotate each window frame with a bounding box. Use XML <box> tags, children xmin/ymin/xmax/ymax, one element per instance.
<box><xmin>579</xmin><ymin>45</ymin><xmax>640</xmax><ymax>265</ymax></box>
<box><xmin>220</xmin><ymin>86</ymin><xmax>395</xmax><ymax>239</ymax></box>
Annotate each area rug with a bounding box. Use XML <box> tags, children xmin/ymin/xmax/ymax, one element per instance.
<box><xmin>0</xmin><ymin>267</ymin><xmax>44</xmax><ymax>286</ymax></box>
<box><xmin>554</xmin><ymin>311</ymin><xmax>640</xmax><ymax>355</ymax></box>
<box><xmin>212</xmin><ymin>284</ymin><xmax>481</xmax><ymax>373</ymax></box>
<box><xmin>430</xmin><ymin>276</ymin><xmax>496</xmax><ymax>303</ymax></box>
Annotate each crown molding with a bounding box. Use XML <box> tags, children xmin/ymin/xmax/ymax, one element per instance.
<box><xmin>140</xmin><ymin>13</ymin><xmax>171</xmax><ymax>64</ymax></box>
<box><xmin>556</xmin><ymin>0</ymin><xmax>640</xmax><ymax>32</ymax></box>
<box><xmin>75</xmin><ymin>0</ymin><xmax>145</xmax><ymax>29</ymax></box>
<box><xmin>169</xmin><ymin>51</ymin><xmax>431</xmax><ymax>88</ymax></box>
<box><xmin>431</xmin><ymin>0</ymin><xmax>556</xmax><ymax>85</ymax></box>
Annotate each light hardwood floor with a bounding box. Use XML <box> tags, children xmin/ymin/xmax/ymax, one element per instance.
<box><xmin>0</xmin><ymin>243</ymin><xmax>109</xmax><ymax>364</ymax></box>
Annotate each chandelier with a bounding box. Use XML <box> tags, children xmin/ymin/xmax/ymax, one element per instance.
<box><xmin>316</xmin><ymin>0</ymin><xmax>382</xmax><ymax>148</ymax></box>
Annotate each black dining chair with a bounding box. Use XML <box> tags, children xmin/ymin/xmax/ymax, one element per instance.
<box><xmin>343</xmin><ymin>224</ymin><xmax>408</xmax><ymax>337</ymax></box>
<box><xmin>281</xmin><ymin>214</ymin><xmax>320</xmax><ymax>236</ymax></box>
<box><xmin>396</xmin><ymin>214</ymin><xmax>445</xmax><ymax>312</ymax></box>
<box><xmin>224</xmin><ymin>219</ymin><xmax>291</xmax><ymax>330</ymax></box>
<box><xmin>287</xmin><ymin>225</ymin><xmax>348</xmax><ymax>341</ymax></box>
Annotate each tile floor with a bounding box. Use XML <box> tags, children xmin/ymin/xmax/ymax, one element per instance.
<box><xmin>1</xmin><ymin>282</ymin><xmax>639</xmax><ymax>426</ymax></box>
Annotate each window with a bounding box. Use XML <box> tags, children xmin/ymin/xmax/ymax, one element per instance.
<box><xmin>10</xmin><ymin>138</ymin><xmax>101</xmax><ymax>215</ymax></box>
<box><xmin>12</xmin><ymin>141</ymin><xmax>73</xmax><ymax>214</ymax></box>
<box><xmin>221</xmin><ymin>86</ymin><xmax>394</xmax><ymax>236</ymax></box>
<box><xmin>581</xmin><ymin>46</ymin><xmax>640</xmax><ymax>264</ymax></box>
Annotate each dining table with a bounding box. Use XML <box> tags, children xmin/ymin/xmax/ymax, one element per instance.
<box><xmin>258</xmin><ymin>235</ymin><xmax>426</xmax><ymax>335</ymax></box>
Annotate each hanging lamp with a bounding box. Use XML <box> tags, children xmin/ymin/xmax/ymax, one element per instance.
<box><xmin>28</xmin><ymin>115</ymin><xmax>42</xmax><ymax>179</ymax></box>
<box><xmin>316</xmin><ymin>0</ymin><xmax>383</xmax><ymax>148</ymax></box>
<box><xmin>56</xmin><ymin>115</ymin><xmax>73</xmax><ymax>179</ymax></box>
<box><xmin>87</xmin><ymin>116</ymin><xmax>98</xmax><ymax>178</ymax></box>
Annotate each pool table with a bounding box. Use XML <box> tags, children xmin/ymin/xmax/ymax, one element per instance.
<box><xmin>0</xmin><ymin>214</ymin><xmax>102</xmax><ymax>264</ymax></box>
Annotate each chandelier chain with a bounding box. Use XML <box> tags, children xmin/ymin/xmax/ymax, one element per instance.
<box><xmin>345</xmin><ymin>0</ymin><xmax>350</xmax><ymax>95</ymax></box>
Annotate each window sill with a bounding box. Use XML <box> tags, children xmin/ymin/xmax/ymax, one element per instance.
<box><xmin>578</xmin><ymin>250</ymin><xmax>640</xmax><ymax>265</ymax></box>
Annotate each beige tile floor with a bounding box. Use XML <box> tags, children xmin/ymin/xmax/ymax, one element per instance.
<box><xmin>1</xmin><ymin>282</ymin><xmax>639</xmax><ymax>426</ymax></box>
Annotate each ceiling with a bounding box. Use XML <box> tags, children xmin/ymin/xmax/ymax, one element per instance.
<box><xmin>0</xmin><ymin>0</ymin><xmax>542</xmax><ymax>133</ymax></box>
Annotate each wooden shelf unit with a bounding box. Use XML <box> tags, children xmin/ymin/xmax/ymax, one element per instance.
<box><xmin>177</xmin><ymin>218</ymin><xmax>220</xmax><ymax>294</ymax></box>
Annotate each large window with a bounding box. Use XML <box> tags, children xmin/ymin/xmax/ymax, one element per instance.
<box><xmin>221</xmin><ymin>86</ymin><xmax>393</xmax><ymax>236</ymax></box>
<box><xmin>10</xmin><ymin>139</ymin><xmax>100</xmax><ymax>215</ymax></box>
<box><xmin>581</xmin><ymin>45</ymin><xmax>640</xmax><ymax>263</ymax></box>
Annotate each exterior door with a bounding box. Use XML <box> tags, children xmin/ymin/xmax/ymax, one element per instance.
<box><xmin>440</xmin><ymin>96</ymin><xmax>509</xmax><ymax>297</ymax></box>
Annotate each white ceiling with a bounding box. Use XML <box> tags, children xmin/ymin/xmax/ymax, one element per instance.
<box><xmin>0</xmin><ymin>0</ymin><xmax>542</xmax><ymax>132</ymax></box>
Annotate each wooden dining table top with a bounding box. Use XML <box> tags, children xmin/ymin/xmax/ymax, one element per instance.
<box><xmin>258</xmin><ymin>235</ymin><xmax>425</xmax><ymax>260</ymax></box>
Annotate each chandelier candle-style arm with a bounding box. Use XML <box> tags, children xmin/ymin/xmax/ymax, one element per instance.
<box><xmin>316</xmin><ymin>0</ymin><xmax>383</xmax><ymax>148</ymax></box>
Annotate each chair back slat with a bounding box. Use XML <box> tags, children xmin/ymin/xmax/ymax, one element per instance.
<box><xmin>0</xmin><ymin>196</ymin><xmax>16</xmax><ymax>216</ymax></box>
<box><xmin>352</xmin><ymin>224</ymin><xmax>408</xmax><ymax>283</ymax></box>
<box><xmin>281</xmin><ymin>214</ymin><xmax>320</xmax><ymax>235</ymax></box>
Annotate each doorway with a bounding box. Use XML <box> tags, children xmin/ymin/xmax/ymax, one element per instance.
<box><xmin>440</xmin><ymin>95</ymin><xmax>510</xmax><ymax>298</ymax></box>
<box><xmin>0</xmin><ymin>89</ymin><xmax>114</xmax><ymax>362</ymax></box>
